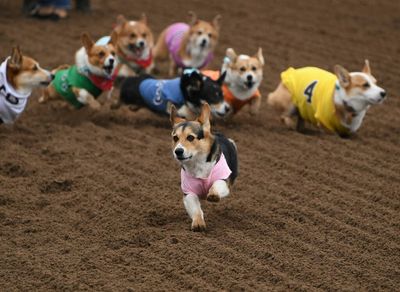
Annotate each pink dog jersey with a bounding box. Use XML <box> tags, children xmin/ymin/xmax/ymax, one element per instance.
<box><xmin>181</xmin><ymin>153</ymin><xmax>232</xmax><ymax>197</ymax></box>
<box><xmin>165</xmin><ymin>23</ymin><xmax>213</xmax><ymax>69</ymax></box>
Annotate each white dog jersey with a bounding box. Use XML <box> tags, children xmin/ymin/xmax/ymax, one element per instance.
<box><xmin>0</xmin><ymin>59</ymin><xmax>30</xmax><ymax>124</ymax></box>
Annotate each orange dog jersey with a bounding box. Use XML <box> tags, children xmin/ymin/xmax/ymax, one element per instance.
<box><xmin>202</xmin><ymin>70</ymin><xmax>261</xmax><ymax>113</ymax></box>
<box><xmin>281</xmin><ymin>67</ymin><xmax>349</xmax><ymax>135</ymax></box>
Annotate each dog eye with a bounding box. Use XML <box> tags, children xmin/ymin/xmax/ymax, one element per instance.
<box><xmin>142</xmin><ymin>33</ymin><xmax>147</xmax><ymax>38</ymax></box>
<box><xmin>252</xmin><ymin>66</ymin><xmax>257</xmax><ymax>71</ymax></box>
<box><xmin>187</xmin><ymin>135</ymin><xmax>195</xmax><ymax>142</ymax></box>
<box><xmin>362</xmin><ymin>82</ymin><xmax>370</xmax><ymax>88</ymax></box>
<box><xmin>197</xmin><ymin>31</ymin><xmax>202</xmax><ymax>35</ymax></box>
<box><xmin>173</xmin><ymin>136</ymin><xmax>179</xmax><ymax>142</ymax></box>
<box><xmin>130</xmin><ymin>33</ymin><xmax>137</xmax><ymax>38</ymax></box>
<box><xmin>111</xmin><ymin>51</ymin><xmax>116</xmax><ymax>56</ymax></box>
<box><xmin>240</xmin><ymin>67</ymin><xmax>246</xmax><ymax>72</ymax></box>
<box><xmin>32</xmin><ymin>65</ymin><xmax>38</xmax><ymax>71</ymax></box>
<box><xmin>99</xmin><ymin>51</ymin><xmax>105</xmax><ymax>58</ymax></box>
<box><xmin>208</xmin><ymin>33</ymin><xmax>212</xmax><ymax>38</ymax></box>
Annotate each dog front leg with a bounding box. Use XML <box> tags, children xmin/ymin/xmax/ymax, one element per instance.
<box><xmin>168</xmin><ymin>57</ymin><xmax>178</xmax><ymax>77</ymax></box>
<box><xmin>72</xmin><ymin>87</ymin><xmax>101</xmax><ymax>110</ymax></box>
<box><xmin>207</xmin><ymin>179</ymin><xmax>230</xmax><ymax>203</ymax></box>
<box><xmin>183</xmin><ymin>194</ymin><xmax>206</xmax><ymax>232</ymax></box>
<box><xmin>249</xmin><ymin>94</ymin><xmax>261</xmax><ymax>115</ymax></box>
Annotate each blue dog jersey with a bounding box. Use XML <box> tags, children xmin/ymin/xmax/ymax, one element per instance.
<box><xmin>139</xmin><ymin>78</ymin><xmax>184</xmax><ymax>113</ymax></box>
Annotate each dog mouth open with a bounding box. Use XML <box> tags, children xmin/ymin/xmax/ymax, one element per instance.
<box><xmin>177</xmin><ymin>155</ymin><xmax>192</xmax><ymax>161</ymax></box>
<box><xmin>245</xmin><ymin>80</ymin><xmax>255</xmax><ymax>89</ymax></box>
<box><xmin>129</xmin><ymin>44</ymin><xmax>146</xmax><ymax>56</ymax></box>
<box><xmin>103</xmin><ymin>64</ymin><xmax>114</xmax><ymax>75</ymax></box>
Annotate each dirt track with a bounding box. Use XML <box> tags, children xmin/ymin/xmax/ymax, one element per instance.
<box><xmin>1</xmin><ymin>0</ymin><xmax>400</xmax><ymax>290</ymax></box>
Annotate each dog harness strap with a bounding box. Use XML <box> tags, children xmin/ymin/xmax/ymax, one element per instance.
<box><xmin>52</xmin><ymin>65</ymin><xmax>102</xmax><ymax>109</ymax></box>
<box><xmin>165</xmin><ymin>23</ymin><xmax>213</xmax><ymax>69</ymax></box>
<box><xmin>180</xmin><ymin>153</ymin><xmax>232</xmax><ymax>197</ymax></box>
<box><xmin>281</xmin><ymin>67</ymin><xmax>350</xmax><ymax>135</ymax></box>
<box><xmin>0</xmin><ymin>59</ymin><xmax>30</xmax><ymax>124</ymax></box>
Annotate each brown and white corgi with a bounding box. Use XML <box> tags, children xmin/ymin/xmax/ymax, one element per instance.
<box><xmin>97</xmin><ymin>14</ymin><xmax>154</xmax><ymax>76</ymax></box>
<box><xmin>267</xmin><ymin>60</ymin><xmax>386</xmax><ymax>137</ymax></box>
<box><xmin>0</xmin><ymin>47</ymin><xmax>52</xmax><ymax>124</ymax></box>
<box><xmin>170</xmin><ymin>103</ymin><xmax>238</xmax><ymax>231</ymax></box>
<box><xmin>40</xmin><ymin>32</ymin><xmax>119</xmax><ymax>110</ymax></box>
<box><xmin>203</xmin><ymin>47</ymin><xmax>264</xmax><ymax>116</ymax></box>
<box><xmin>153</xmin><ymin>11</ymin><xmax>221</xmax><ymax>76</ymax></box>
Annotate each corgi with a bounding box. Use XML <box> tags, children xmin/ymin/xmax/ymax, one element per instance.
<box><xmin>97</xmin><ymin>14</ymin><xmax>154</xmax><ymax>76</ymax></box>
<box><xmin>40</xmin><ymin>32</ymin><xmax>119</xmax><ymax>110</ymax></box>
<box><xmin>118</xmin><ymin>68</ymin><xmax>230</xmax><ymax>119</ymax></box>
<box><xmin>0</xmin><ymin>47</ymin><xmax>52</xmax><ymax>124</ymax></box>
<box><xmin>203</xmin><ymin>47</ymin><xmax>264</xmax><ymax>116</ymax></box>
<box><xmin>153</xmin><ymin>11</ymin><xmax>221</xmax><ymax>76</ymax></box>
<box><xmin>267</xmin><ymin>60</ymin><xmax>387</xmax><ymax>137</ymax></box>
<box><xmin>170</xmin><ymin>103</ymin><xmax>238</xmax><ymax>231</ymax></box>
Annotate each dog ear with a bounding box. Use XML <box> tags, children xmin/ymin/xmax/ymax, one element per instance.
<box><xmin>255</xmin><ymin>47</ymin><xmax>264</xmax><ymax>66</ymax></box>
<box><xmin>212</xmin><ymin>15</ymin><xmax>221</xmax><ymax>31</ymax></box>
<box><xmin>109</xmin><ymin>31</ymin><xmax>118</xmax><ymax>46</ymax></box>
<box><xmin>226</xmin><ymin>48</ymin><xmax>237</xmax><ymax>63</ymax></box>
<box><xmin>9</xmin><ymin>46</ymin><xmax>23</xmax><ymax>71</ymax></box>
<box><xmin>334</xmin><ymin>65</ymin><xmax>351</xmax><ymax>88</ymax></box>
<box><xmin>197</xmin><ymin>103</ymin><xmax>211</xmax><ymax>133</ymax></box>
<box><xmin>217</xmin><ymin>70</ymin><xmax>227</xmax><ymax>85</ymax></box>
<box><xmin>116</xmin><ymin>14</ymin><xmax>127</xmax><ymax>26</ymax></box>
<box><xmin>362</xmin><ymin>59</ymin><xmax>371</xmax><ymax>75</ymax></box>
<box><xmin>188</xmin><ymin>11</ymin><xmax>198</xmax><ymax>26</ymax></box>
<box><xmin>170</xmin><ymin>105</ymin><xmax>185</xmax><ymax>126</ymax></box>
<box><xmin>140</xmin><ymin>13</ymin><xmax>148</xmax><ymax>24</ymax></box>
<box><xmin>81</xmin><ymin>33</ymin><xmax>94</xmax><ymax>53</ymax></box>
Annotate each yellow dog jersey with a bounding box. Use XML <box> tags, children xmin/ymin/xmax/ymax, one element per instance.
<box><xmin>281</xmin><ymin>67</ymin><xmax>349</xmax><ymax>135</ymax></box>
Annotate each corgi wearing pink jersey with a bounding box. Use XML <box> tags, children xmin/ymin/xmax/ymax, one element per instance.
<box><xmin>154</xmin><ymin>11</ymin><xmax>221</xmax><ymax>76</ymax></box>
<box><xmin>170</xmin><ymin>103</ymin><xmax>238</xmax><ymax>232</ymax></box>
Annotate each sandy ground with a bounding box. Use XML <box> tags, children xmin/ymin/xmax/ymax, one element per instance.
<box><xmin>0</xmin><ymin>0</ymin><xmax>399</xmax><ymax>290</ymax></box>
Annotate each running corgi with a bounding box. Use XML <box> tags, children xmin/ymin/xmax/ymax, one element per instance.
<box><xmin>118</xmin><ymin>68</ymin><xmax>230</xmax><ymax>119</ymax></box>
<box><xmin>97</xmin><ymin>14</ymin><xmax>154</xmax><ymax>76</ymax></box>
<box><xmin>40</xmin><ymin>32</ymin><xmax>119</xmax><ymax>109</ymax></box>
<box><xmin>203</xmin><ymin>47</ymin><xmax>264</xmax><ymax>116</ymax></box>
<box><xmin>170</xmin><ymin>103</ymin><xmax>238</xmax><ymax>231</ymax></box>
<box><xmin>267</xmin><ymin>61</ymin><xmax>387</xmax><ymax>137</ymax></box>
<box><xmin>153</xmin><ymin>11</ymin><xmax>221</xmax><ymax>76</ymax></box>
<box><xmin>0</xmin><ymin>47</ymin><xmax>52</xmax><ymax>124</ymax></box>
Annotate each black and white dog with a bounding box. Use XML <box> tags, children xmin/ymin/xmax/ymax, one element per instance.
<box><xmin>118</xmin><ymin>68</ymin><xmax>230</xmax><ymax>118</ymax></box>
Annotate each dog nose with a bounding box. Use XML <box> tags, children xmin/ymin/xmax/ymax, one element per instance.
<box><xmin>138</xmin><ymin>41</ymin><xmax>145</xmax><ymax>48</ymax></box>
<box><xmin>247</xmin><ymin>75</ymin><xmax>253</xmax><ymax>81</ymax></box>
<box><xmin>50</xmin><ymin>73</ymin><xmax>55</xmax><ymax>80</ymax></box>
<box><xmin>224</xmin><ymin>104</ymin><xmax>230</xmax><ymax>112</ymax></box>
<box><xmin>200</xmin><ymin>39</ymin><xmax>207</xmax><ymax>46</ymax></box>
<box><xmin>380</xmin><ymin>91</ymin><xmax>386</xmax><ymax>98</ymax></box>
<box><xmin>175</xmin><ymin>148</ymin><xmax>184</xmax><ymax>157</ymax></box>
<box><xmin>109</xmin><ymin>58</ymin><xmax>114</xmax><ymax>65</ymax></box>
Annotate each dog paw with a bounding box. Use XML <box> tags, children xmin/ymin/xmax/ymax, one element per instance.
<box><xmin>206</xmin><ymin>192</ymin><xmax>221</xmax><ymax>203</ymax></box>
<box><xmin>90</xmin><ymin>101</ymin><xmax>101</xmax><ymax>110</ymax></box>
<box><xmin>191</xmin><ymin>215</ymin><xmax>206</xmax><ymax>232</ymax></box>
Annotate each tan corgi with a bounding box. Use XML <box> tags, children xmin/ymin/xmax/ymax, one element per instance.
<box><xmin>153</xmin><ymin>11</ymin><xmax>221</xmax><ymax>76</ymax></box>
<box><xmin>203</xmin><ymin>47</ymin><xmax>264</xmax><ymax>116</ymax></box>
<box><xmin>267</xmin><ymin>61</ymin><xmax>386</xmax><ymax>137</ymax></box>
<box><xmin>170</xmin><ymin>103</ymin><xmax>238</xmax><ymax>231</ymax></box>
<box><xmin>97</xmin><ymin>14</ymin><xmax>154</xmax><ymax>76</ymax></box>
<box><xmin>0</xmin><ymin>47</ymin><xmax>52</xmax><ymax>124</ymax></box>
<box><xmin>40</xmin><ymin>32</ymin><xmax>119</xmax><ymax>110</ymax></box>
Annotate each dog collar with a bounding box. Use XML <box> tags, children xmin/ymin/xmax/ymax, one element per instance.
<box><xmin>119</xmin><ymin>49</ymin><xmax>153</xmax><ymax>69</ymax></box>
